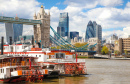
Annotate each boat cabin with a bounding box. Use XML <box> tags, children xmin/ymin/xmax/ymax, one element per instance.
<box><xmin>0</xmin><ymin>56</ymin><xmax>38</xmax><ymax>68</ymax></box>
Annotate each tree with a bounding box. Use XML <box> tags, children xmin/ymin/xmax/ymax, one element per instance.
<box><xmin>114</xmin><ymin>50</ymin><xmax>120</xmax><ymax>56</ymax></box>
<box><xmin>101</xmin><ymin>46</ymin><xmax>109</xmax><ymax>55</ymax></box>
<box><xmin>51</xmin><ymin>47</ymin><xmax>56</xmax><ymax>49</ymax></box>
<box><xmin>74</xmin><ymin>42</ymin><xmax>88</xmax><ymax>48</ymax></box>
<box><xmin>124</xmin><ymin>50</ymin><xmax>128</xmax><ymax>55</ymax></box>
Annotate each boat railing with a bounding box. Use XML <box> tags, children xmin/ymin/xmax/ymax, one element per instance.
<box><xmin>0</xmin><ymin>62</ymin><xmax>39</xmax><ymax>68</ymax></box>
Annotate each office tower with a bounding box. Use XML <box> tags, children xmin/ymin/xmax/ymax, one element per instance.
<box><xmin>5</xmin><ymin>23</ymin><xmax>23</xmax><ymax>44</ymax></box>
<box><xmin>57</xmin><ymin>12</ymin><xmax>69</xmax><ymax>37</ymax></box>
<box><xmin>85</xmin><ymin>21</ymin><xmax>95</xmax><ymax>42</ymax></box>
<box><xmin>111</xmin><ymin>34</ymin><xmax>118</xmax><ymax>40</ymax></box>
<box><xmin>70</xmin><ymin>31</ymin><xmax>79</xmax><ymax>39</ymax></box>
<box><xmin>85</xmin><ymin>21</ymin><xmax>102</xmax><ymax>42</ymax></box>
<box><xmin>57</xmin><ymin>27</ymin><xmax>65</xmax><ymax>37</ymax></box>
<box><xmin>96</xmin><ymin>25</ymin><xmax>102</xmax><ymax>41</ymax></box>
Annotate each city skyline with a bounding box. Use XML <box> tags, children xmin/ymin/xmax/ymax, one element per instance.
<box><xmin>0</xmin><ymin>0</ymin><xmax>130</xmax><ymax>40</ymax></box>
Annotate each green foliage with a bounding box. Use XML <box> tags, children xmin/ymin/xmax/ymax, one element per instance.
<box><xmin>101</xmin><ymin>46</ymin><xmax>109</xmax><ymax>55</ymax></box>
<box><xmin>124</xmin><ymin>50</ymin><xmax>128</xmax><ymax>55</ymax></box>
<box><xmin>114</xmin><ymin>50</ymin><xmax>120</xmax><ymax>56</ymax></box>
<box><xmin>51</xmin><ymin>47</ymin><xmax>56</xmax><ymax>49</ymax></box>
<box><xmin>74</xmin><ymin>42</ymin><xmax>88</xmax><ymax>48</ymax></box>
<box><xmin>56</xmin><ymin>46</ymin><xmax>61</xmax><ymax>49</ymax></box>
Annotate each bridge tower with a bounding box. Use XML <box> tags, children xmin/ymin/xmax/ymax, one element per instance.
<box><xmin>33</xmin><ymin>5</ymin><xmax>50</xmax><ymax>48</ymax></box>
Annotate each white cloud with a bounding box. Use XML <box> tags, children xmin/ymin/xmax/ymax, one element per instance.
<box><xmin>56</xmin><ymin>2</ymin><xmax>61</xmax><ymax>5</ymax></box>
<box><xmin>0</xmin><ymin>0</ymin><xmax>40</xmax><ymax>18</ymax></box>
<box><xmin>99</xmin><ymin>0</ymin><xmax>123</xmax><ymax>7</ymax></box>
<box><xmin>126</xmin><ymin>2</ymin><xmax>130</xmax><ymax>8</ymax></box>
<box><xmin>102</xmin><ymin>27</ymin><xmax>130</xmax><ymax>40</ymax></box>
<box><xmin>64</xmin><ymin>0</ymin><xmax>123</xmax><ymax>9</ymax></box>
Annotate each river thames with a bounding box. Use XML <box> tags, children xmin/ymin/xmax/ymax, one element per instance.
<box><xmin>1</xmin><ymin>59</ymin><xmax>130</xmax><ymax>84</ymax></box>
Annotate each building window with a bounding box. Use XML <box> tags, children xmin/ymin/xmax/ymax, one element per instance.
<box><xmin>36</xmin><ymin>55</ymin><xmax>37</xmax><ymax>57</ymax></box>
<box><xmin>3</xmin><ymin>69</ymin><xmax>4</xmax><ymax>73</ymax></box>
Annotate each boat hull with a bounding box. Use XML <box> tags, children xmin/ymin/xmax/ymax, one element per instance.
<box><xmin>0</xmin><ymin>76</ymin><xmax>25</xmax><ymax>83</ymax></box>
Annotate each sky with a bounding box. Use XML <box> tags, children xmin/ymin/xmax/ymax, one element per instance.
<box><xmin>0</xmin><ymin>0</ymin><xmax>130</xmax><ymax>41</ymax></box>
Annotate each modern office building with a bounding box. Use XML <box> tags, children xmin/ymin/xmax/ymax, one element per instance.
<box><xmin>85</xmin><ymin>21</ymin><xmax>102</xmax><ymax>42</ymax></box>
<box><xmin>96</xmin><ymin>25</ymin><xmax>102</xmax><ymax>41</ymax></box>
<box><xmin>57</xmin><ymin>12</ymin><xmax>69</xmax><ymax>37</ymax></box>
<box><xmin>111</xmin><ymin>34</ymin><xmax>118</xmax><ymax>40</ymax></box>
<box><xmin>70</xmin><ymin>31</ymin><xmax>79</xmax><ymax>39</ymax></box>
<box><xmin>85</xmin><ymin>21</ymin><xmax>95</xmax><ymax>42</ymax></box>
<box><xmin>5</xmin><ymin>23</ymin><xmax>23</xmax><ymax>44</ymax></box>
<box><xmin>57</xmin><ymin>27</ymin><xmax>65</xmax><ymax>37</ymax></box>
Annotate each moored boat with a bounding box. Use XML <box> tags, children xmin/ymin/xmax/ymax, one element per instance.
<box><xmin>0</xmin><ymin>55</ymin><xmax>48</xmax><ymax>83</ymax></box>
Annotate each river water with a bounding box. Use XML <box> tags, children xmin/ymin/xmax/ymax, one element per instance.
<box><xmin>2</xmin><ymin>59</ymin><xmax>130</xmax><ymax>84</ymax></box>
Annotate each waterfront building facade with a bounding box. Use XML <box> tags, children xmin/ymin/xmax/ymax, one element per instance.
<box><xmin>5</xmin><ymin>23</ymin><xmax>23</xmax><ymax>44</ymax></box>
<box><xmin>114</xmin><ymin>37</ymin><xmax>130</xmax><ymax>55</ymax></box>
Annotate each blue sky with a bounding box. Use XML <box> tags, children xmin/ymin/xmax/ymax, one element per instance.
<box><xmin>0</xmin><ymin>0</ymin><xmax>130</xmax><ymax>40</ymax></box>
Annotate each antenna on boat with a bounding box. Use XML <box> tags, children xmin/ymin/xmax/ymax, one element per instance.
<box><xmin>9</xmin><ymin>37</ymin><xmax>12</xmax><ymax>45</ymax></box>
<box><xmin>1</xmin><ymin>37</ymin><xmax>4</xmax><ymax>55</ymax></box>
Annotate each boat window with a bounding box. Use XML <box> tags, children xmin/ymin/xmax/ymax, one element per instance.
<box><xmin>14</xmin><ymin>68</ymin><xmax>16</xmax><ymax>71</ymax></box>
<box><xmin>27</xmin><ymin>59</ymin><xmax>29</xmax><ymax>62</ymax></box>
<box><xmin>13</xmin><ymin>59</ymin><xmax>15</xmax><ymax>63</ymax></box>
<box><xmin>61</xmin><ymin>53</ymin><xmax>65</xmax><ymax>58</ymax></box>
<box><xmin>56</xmin><ymin>53</ymin><xmax>65</xmax><ymax>58</ymax></box>
<box><xmin>36</xmin><ymin>55</ymin><xmax>37</xmax><ymax>57</ymax></box>
<box><xmin>3</xmin><ymin>69</ymin><xmax>4</xmax><ymax>73</ymax></box>
<box><xmin>1</xmin><ymin>69</ymin><xmax>2</xmax><ymax>73</ymax></box>
<box><xmin>10</xmin><ymin>68</ymin><xmax>13</xmax><ymax>72</ymax></box>
<box><xmin>9</xmin><ymin>59</ymin><xmax>11</xmax><ymax>62</ymax></box>
<box><xmin>24</xmin><ymin>46</ymin><xmax>27</xmax><ymax>49</ymax></box>
<box><xmin>17</xmin><ymin>59</ymin><xmax>20</xmax><ymax>62</ymax></box>
<box><xmin>39</xmin><ymin>55</ymin><xmax>41</xmax><ymax>57</ymax></box>
<box><xmin>47</xmin><ymin>65</ymin><xmax>54</xmax><ymax>69</ymax></box>
<box><xmin>56</xmin><ymin>53</ymin><xmax>60</xmax><ymax>58</ymax></box>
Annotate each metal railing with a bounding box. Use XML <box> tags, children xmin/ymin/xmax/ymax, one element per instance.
<box><xmin>0</xmin><ymin>61</ymin><xmax>39</xmax><ymax>68</ymax></box>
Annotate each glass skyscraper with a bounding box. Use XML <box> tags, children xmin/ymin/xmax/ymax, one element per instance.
<box><xmin>85</xmin><ymin>21</ymin><xmax>95</xmax><ymax>42</ymax></box>
<box><xmin>85</xmin><ymin>21</ymin><xmax>102</xmax><ymax>42</ymax></box>
<box><xmin>70</xmin><ymin>31</ymin><xmax>79</xmax><ymax>39</ymax></box>
<box><xmin>57</xmin><ymin>12</ymin><xmax>69</xmax><ymax>37</ymax></box>
<box><xmin>5</xmin><ymin>23</ymin><xmax>23</xmax><ymax>44</ymax></box>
